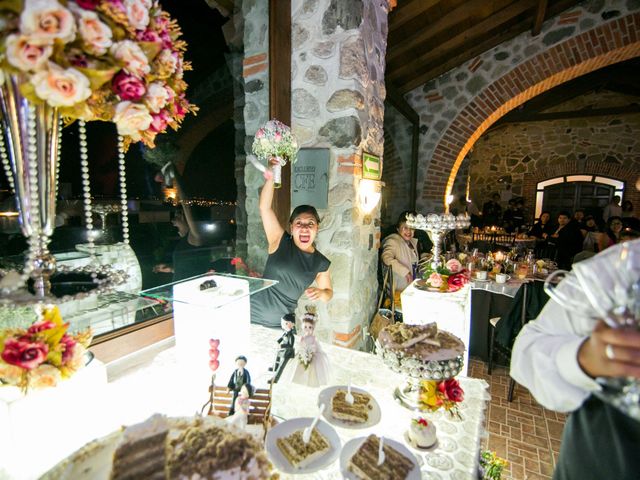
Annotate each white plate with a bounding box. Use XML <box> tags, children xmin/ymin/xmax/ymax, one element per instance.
<box><xmin>265</xmin><ymin>417</ymin><xmax>341</xmax><ymax>474</ymax></box>
<box><xmin>318</xmin><ymin>386</ymin><xmax>381</xmax><ymax>429</ymax></box>
<box><xmin>339</xmin><ymin>436</ymin><xmax>421</xmax><ymax>480</ymax></box>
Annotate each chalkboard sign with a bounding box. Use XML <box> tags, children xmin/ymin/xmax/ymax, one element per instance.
<box><xmin>291</xmin><ymin>148</ymin><xmax>329</xmax><ymax>209</ymax></box>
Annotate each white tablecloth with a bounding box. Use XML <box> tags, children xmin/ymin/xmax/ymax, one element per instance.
<box><xmin>27</xmin><ymin>325</ymin><xmax>489</xmax><ymax>480</ymax></box>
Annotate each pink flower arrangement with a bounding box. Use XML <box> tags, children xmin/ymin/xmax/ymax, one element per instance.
<box><xmin>427</xmin><ymin>272</ymin><xmax>444</xmax><ymax>288</ymax></box>
<box><xmin>419</xmin><ymin>378</ymin><xmax>464</xmax><ymax>418</ymax></box>
<box><xmin>252</xmin><ymin>119</ymin><xmax>300</xmax><ymax>163</ymax></box>
<box><xmin>0</xmin><ymin>306</ymin><xmax>92</xmax><ymax>393</ymax></box>
<box><xmin>0</xmin><ymin>0</ymin><xmax>197</xmax><ymax>149</ymax></box>
<box><xmin>445</xmin><ymin>258</ymin><xmax>462</xmax><ymax>273</ymax></box>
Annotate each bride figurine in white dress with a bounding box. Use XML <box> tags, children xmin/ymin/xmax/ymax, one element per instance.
<box><xmin>226</xmin><ymin>384</ymin><xmax>252</xmax><ymax>430</ymax></box>
<box><xmin>284</xmin><ymin>310</ymin><xmax>330</xmax><ymax>387</ymax></box>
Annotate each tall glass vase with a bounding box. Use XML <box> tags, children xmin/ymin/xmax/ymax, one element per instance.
<box><xmin>0</xmin><ymin>74</ymin><xmax>61</xmax><ymax>297</ymax></box>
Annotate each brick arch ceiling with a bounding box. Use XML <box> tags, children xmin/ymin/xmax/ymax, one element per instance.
<box><xmin>424</xmin><ymin>12</ymin><xmax>640</xmax><ymax>210</ymax></box>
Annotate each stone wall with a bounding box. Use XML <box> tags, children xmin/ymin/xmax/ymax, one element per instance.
<box><xmin>387</xmin><ymin>0</ymin><xmax>640</xmax><ymax>216</ymax></box>
<box><xmin>381</xmin><ymin>102</ymin><xmax>412</xmax><ymax>226</ymax></box>
<box><xmin>239</xmin><ymin>0</ymin><xmax>270</xmax><ymax>269</ymax></box>
<box><xmin>289</xmin><ymin>0</ymin><xmax>389</xmax><ymax>346</ymax></box>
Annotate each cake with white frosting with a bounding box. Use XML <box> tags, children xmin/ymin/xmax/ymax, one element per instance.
<box><xmin>408</xmin><ymin>417</ymin><xmax>437</xmax><ymax>448</ymax></box>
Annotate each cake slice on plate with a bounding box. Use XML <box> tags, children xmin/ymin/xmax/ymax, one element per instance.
<box><xmin>331</xmin><ymin>390</ymin><xmax>372</xmax><ymax>423</ymax></box>
<box><xmin>276</xmin><ymin>427</ymin><xmax>330</xmax><ymax>469</ymax></box>
<box><xmin>348</xmin><ymin>434</ymin><xmax>414</xmax><ymax>480</ymax></box>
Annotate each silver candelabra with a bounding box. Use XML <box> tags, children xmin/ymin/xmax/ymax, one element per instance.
<box><xmin>406</xmin><ymin>213</ymin><xmax>470</xmax><ymax>269</ymax></box>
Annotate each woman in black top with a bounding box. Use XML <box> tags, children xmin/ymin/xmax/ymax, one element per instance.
<box><xmin>250</xmin><ymin>162</ymin><xmax>333</xmax><ymax>327</ymax></box>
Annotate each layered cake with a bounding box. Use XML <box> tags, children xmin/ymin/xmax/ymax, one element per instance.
<box><xmin>110</xmin><ymin>415</ymin><xmax>272</xmax><ymax>479</ymax></box>
<box><xmin>331</xmin><ymin>390</ymin><xmax>372</xmax><ymax>423</ymax></box>
<box><xmin>276</xmin><ymin>427</ymin><xmax>330</xmax><ymax>469</ymax></box>
<box><xmin>377</xmin><ymin>322</ymin><xmax>465</xmax><ymax>381</ymax></box>
<box><xmin>408</xmin><ymin>417</ymin><xmax>437</xmax><ymax>448</ymax></box>
<box><xmin>348</xmin><ymin>435</ymin><xmax>414</xmax><ymax>480</ymax></box>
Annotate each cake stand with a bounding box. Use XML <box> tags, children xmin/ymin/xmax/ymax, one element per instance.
<box><xmin>375</xmin><ymin>341</ymin><xmax>464</xmax><ymax>410</ymax></box>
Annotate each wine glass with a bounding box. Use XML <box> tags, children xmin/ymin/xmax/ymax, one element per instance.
<box><xmin>545</xmin><ymin>241</ymin><xmax>640</xmax><ymax>419</ymax></box>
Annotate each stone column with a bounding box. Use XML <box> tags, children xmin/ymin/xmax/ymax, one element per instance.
<box><xmin>291</xmin><ymin>0</ymin><xmax>389</xmax><ymax>347</ymax></box>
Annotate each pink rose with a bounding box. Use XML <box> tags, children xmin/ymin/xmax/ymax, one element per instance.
<box><xmin>445</xmin><ymin>259</ymin><xmax>462</xmax><ymax>273</ymax></box>
<box><xmin>27</xmin><ymin>320</ymin><xmax>56</xmax><ymax>334</ymax></box>
<box><xmin>1</xmin><ymin>338</ymin><xmax>49</xmax><ymax>370</ymax></box>
<box><xmin>112</xmin><ymin>71</ymin><xmax>146</xmax><ymax>101</ymax></box>
<box><xmin>137</xmin><ymin>29</ymin><xmax>161</xmax><ymax>44</ymax></box>
<box><xmin>75</xmin><ymin>0</ymin><xmax>100</xmax><ymax>10</ymax></box>
<box><xmin>439</xmin><ymin>378</ymin><xmax>464</xmax><ymax>403</ymax></box>
<box><xmin>428</xmin><ymin>272</ymin><xmax>443</xmax><ymax>288</ymax></box>
<box><xmin>5</xmin><ymin>34</ymin><xmax>52</xmax><ymax>72</ymax></box>
<box><xmin>274</xmin><ymin>132</ymin><xmax>282</xmax><ymax>141</ymax></box>
<box><xmin>149</xmin><ymin>111</ymin><xmax>169</xmax><ymax>133</ymax></box>
<box><xmin>447</xmin><ymin>273</ymin><xmax>467</xmax><ymax>291</ymax></box>
<box><xmin>60</xmin><ymin>334</ymin><xmax>77</xmax><ymax>364</ymax></box>
<box><xmin>255</xmin><ymin>129</ymin><xmax>265</xmax><ymax>139</ymax></box>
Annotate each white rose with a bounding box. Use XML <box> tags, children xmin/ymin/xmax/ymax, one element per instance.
<box><xmin>113</xmin><ymin>101</ymin><xmax>153</xmax><ymax>141</ymax></box>
<box><xmin>124</xmin><ymin>0</ymin><xmax>150</xmax><ymax>30</ymax></box>
<box><xmin>76</xmin><ymin>9</ymin><xmax>112</xmax><ymax>56</ymax></box>
<box><xmin>20</xmin><ymin>0</ymin><xmax>76</xmax><ymax>44</ymax></box>
<box><xmin>30</xmin><ymin>364</ymin><xmax>62</xmax><ymax>389</ymax></box>
<box><xmin>144</xmin><ymin>82</ymin><xmax>169</xmax><ymax>113</ymax></box>
<box><xmin>31</xmin><ymin>63</ymin><xmax>91</xmax><ymax>107</ymax></box>
<box><xmin>5</xmin><ymin>34</ymin><xmax>52</xmax><ymax>71</ymax></box>
<box><xmin>110</xmin><ymin>40</ymin><xmax>150</xmax><ymax>78</ymax></box>
<box><xmin>157</xmin><ymin>49</ymin><xmax>177</xmax><ymax>74</ymax></box>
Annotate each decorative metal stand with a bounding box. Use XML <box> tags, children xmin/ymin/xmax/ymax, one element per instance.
<box><xmin>0</xmin><ymin>74</ymin><xmax>125</xmax><ymax>304</ymax></box>
<box><xmin>406</xmin><ymin>213</ymin><xmax>470</xmax><ymax>270</ymax></box>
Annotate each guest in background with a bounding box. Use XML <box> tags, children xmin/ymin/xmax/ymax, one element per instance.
<box><xmin>511</xmin><ymin>240</ymin><xmax>640</xmax><ymax>479</ymax></box>
<box><xmin>547</xmin><ymin>211</ymin><xmax>583</xmax><ymax>269</ymax></box>
<box><xmin>529</xmin><ymin>211</ymin><xmax>555</xmax><ymax>258</ymax></box>
<box><xmin>572</xmin><ymin>209</ymin><xmax>585</xmax><ymax>230</ymax></box>
<box><xmin>598</xmin><ymin>216</ymin><xmax>624</xmax><ymax>251</ymax></box>
<box><xmin>482</xmin><ymin>193</ymin><xmax>503</xmax><ymax>227</ymax></box>
<box><xmin>581</xmin><ymin>215</ymin><xmax>601</xmax><ymax>253</ymax></box>
<box><xmin>503</xmin><ymin>198</ymin><xmax>526</xmax><ymax>233</ymax></box>
<box><xmin>621</xmin><ymin>200</ymin><xmax>635</xmax><ymax>218</ymax></box>
<box><xmin>602</xmin><ymin>195</ymin><xmax>622</xmax><ymax>221</ymax></box>
<box><xmin>381</xmin><ymin>211</ymin><xmax>420</xmax><ymax>293</ymax></box>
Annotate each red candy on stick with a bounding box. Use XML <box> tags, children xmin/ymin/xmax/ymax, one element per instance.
<box><xmin>208</xmin><ymin>338</ymin><xmax>220</xmax><ymax>372</ymax></box>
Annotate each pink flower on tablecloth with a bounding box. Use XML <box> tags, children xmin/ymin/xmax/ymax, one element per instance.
<box><xmin>1</xmin><ymin>338</ymin><xmax>48</xmax><ymax>370</ymax></box>
<box><xmin>445</xmin><ymin>258</ymin><xmax>462</xmax><ymax>273</ymax></box>
<box><xmin>447</xmin><ymin>272</ymin><xmax>468</xmax><ymax>291</ymax></box>
<box><xmin>439</xmin><ymin>378</ymin><xmax>464</xmax><ymax>403</ymax></box>
<box><xmin>428</xmin><ymin>272</ymin><xmax>443</xmax><ymax>288</ymax></box>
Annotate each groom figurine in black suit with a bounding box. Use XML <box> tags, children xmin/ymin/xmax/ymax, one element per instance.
<box><xmin>271</xmin><ymin>313</ymin><xmax>296</xmax><ymax>383</ymax></box>
<box><xmin>227</xmin><ymin>355</ymin><xmax>251</xmax><ymax>416</ymax></box>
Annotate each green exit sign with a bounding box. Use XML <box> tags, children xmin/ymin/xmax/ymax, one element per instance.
<box><xmin>362</xmin><ymin>152</ymin><xmax>381</xmax><ymax>180</ymax></box>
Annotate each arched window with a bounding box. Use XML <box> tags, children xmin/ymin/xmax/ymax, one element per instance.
<box><xmin>535</xmin><ymin>175</ymin><xmax>624</xmax><ymax>219</ymax></box>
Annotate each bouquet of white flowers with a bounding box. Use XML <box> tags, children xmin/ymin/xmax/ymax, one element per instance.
<box><xmin>297</xmin><ymin>341</ymin><xmax>315</xmax><ymax>370</ymax></box>
<box><xmin>251</xmin><ymin>119</ymin><xmax>299</xmax><ymax>187</ymax></box>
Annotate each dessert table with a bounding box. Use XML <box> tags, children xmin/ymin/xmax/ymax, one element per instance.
<box><xmin>23</xmin><ymin>324</ymin><xmax>489</xmax><ymax>480</ymax></box>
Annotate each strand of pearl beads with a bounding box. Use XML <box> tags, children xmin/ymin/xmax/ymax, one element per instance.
<box><xmin>0</xmin><ymin>128</ymin><xmax>15</xmax><ymax>193</ymax></box>
<box><xmin>117</xmin><ymin>135</ymin><xmax>129</xmax><ymax>245</ymax></box>
<box><xmin>78</xmin><ymin>120</ymin><xmax>96</xmax><ymax>265</ymax></box>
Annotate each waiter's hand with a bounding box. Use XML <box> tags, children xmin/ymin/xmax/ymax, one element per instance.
<box><xmin>405</xmin><ymin>273</ymin><xmax>413</xmax><ymax>285</ymax></box>
<box><xmin>578</xmin><ymin>320</ymin><xmax>640</xmax><ymax>379</ymax></box>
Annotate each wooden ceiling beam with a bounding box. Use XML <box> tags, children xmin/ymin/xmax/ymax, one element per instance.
<box><xmin>387</xmin><ymin>0</ymin><xmax>509</xmax><ymax>64</ymax></box>
<box><xmin>391</xmin><ymin>0</ymin><xmax>581</xmax><ymax>93</ymax></box>
<box><xmin>388</xmin><ymin>0</ymin><xmax>441</xmax><ymax>33</ymax></box>
<box><xmin>494</xmin><ymin>104</ymin><xmax>640</xmax><ymax>124</ymax></box>
<box><xmin>387</xmin><ymin>0</ymin><xmax>537</xmax><ymax>82</ymax></box>
<box><xmin>532</xmin><ymin>0</ymin><xmax>548</xmax><ymax>36</ymax></box>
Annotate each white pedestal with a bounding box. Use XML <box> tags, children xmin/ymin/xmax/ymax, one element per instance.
<box><xmin>172</xmin><ymin>275</ymin><xmax>251</xmax><ymax>405</ymax></box>
<box><xmin>401</xmin><ymin>283</ymin><xmax>470</xmax><ymax>376</ymax></box>
<box><xmin>0</xmin><ymin>360</ymin><xmax>108</xmax><ymax>480</ymax></box>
